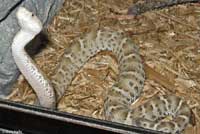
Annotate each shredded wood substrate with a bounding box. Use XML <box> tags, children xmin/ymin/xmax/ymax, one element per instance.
<box><xmin>7</xmin><ymin>0</ymin><xmax>200</xmax><ymax>133</ymax></box>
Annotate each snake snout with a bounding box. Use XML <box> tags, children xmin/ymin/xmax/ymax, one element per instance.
<box><xmin>16</xmin><ymin>7</ymin><xmax>42</xmax><ymax>34</ymax></box>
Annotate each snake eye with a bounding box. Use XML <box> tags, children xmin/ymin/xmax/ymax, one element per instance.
<box><xmin>31</xmin><ymin>13</ymin><xmax>34</xmax><ymax>17</ymax></box>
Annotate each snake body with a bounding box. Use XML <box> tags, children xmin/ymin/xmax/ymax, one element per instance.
<box><xmin>128</xmin><ymin>0</ymin><xmax>199</xmax><ymax>15</ymax></box>
<box><xmin>12</xmin><ymin>7</ymin><xmax>191</xmax><ymax>134</ymax></box>
<box><xmin>12</xmin><ymin>7</ymin><xmax>56</xmax><ymax>108</ymax></box>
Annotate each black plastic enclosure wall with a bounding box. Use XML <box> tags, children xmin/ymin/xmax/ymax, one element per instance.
<box><xmin>0</xmin><ymin>99</ymin><xmax>166</xmax><ymax>134</ymax></box>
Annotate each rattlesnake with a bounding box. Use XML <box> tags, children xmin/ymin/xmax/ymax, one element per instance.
<box><xmin>11</xmin><ymin>7</ymin><xmax>192</xmax><ymax>134</ymax></box>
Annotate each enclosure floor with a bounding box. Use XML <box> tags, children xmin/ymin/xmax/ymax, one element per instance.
<box><xmin>8</xmin><ymin>0</ymin><xmax>200</xmax><ymax>133</ymax></box>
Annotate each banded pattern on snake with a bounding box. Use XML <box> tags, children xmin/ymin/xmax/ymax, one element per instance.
<box><xmin>11</xmin><ymin>7</ymin><xmax>192</xmax><ymax>134</ymax></box>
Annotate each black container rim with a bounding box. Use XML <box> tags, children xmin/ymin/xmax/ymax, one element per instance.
<box><xmin>0</xmin><ymin>99</ymin><xmax>166</xmax><ymax>134</ymax></box>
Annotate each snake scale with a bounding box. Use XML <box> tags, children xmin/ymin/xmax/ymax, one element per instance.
<box><xmin>11</xmin><ymin>2</ymin><xmax>194</xmax><ymax>133</ymax></box>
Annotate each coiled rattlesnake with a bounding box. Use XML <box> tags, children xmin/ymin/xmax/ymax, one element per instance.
<box><xmin>11</xmin><ymin>7</ymin><xmax>191</xmax><ymax>134</ymax></box>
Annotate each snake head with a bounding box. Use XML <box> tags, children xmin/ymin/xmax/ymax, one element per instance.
<box><xmin>16</xmin><ymin>7</ymin><xmax>42</xmax><ymax>35</ymax></box>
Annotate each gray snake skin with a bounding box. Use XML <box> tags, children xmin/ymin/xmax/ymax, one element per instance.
<box><xmin>128</xmin><ymin>0</ymin><xmax>199</xmax><ymax>15</ymax></box>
